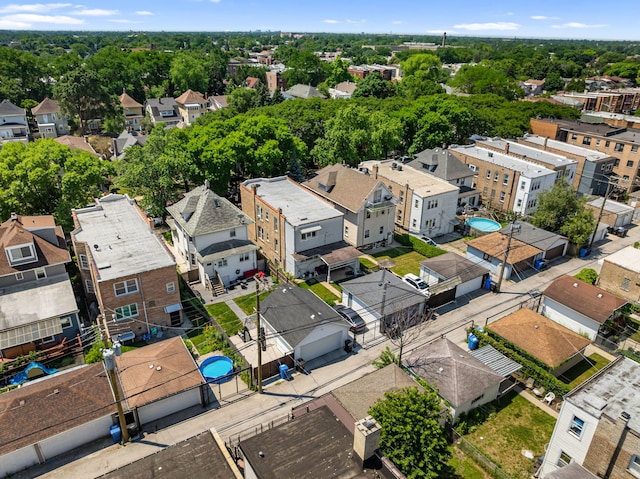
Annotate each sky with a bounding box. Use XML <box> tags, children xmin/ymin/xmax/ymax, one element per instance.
<box><xmin>0</xmin><ymin>1</ymin><xmax>638</xmax><ymax>41</ymax></box>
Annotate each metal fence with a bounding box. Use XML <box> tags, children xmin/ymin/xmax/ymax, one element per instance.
<box><xmin>450</xmin><ymin>428</ymin><xmax>513</xmax><ymax>479</ymax></box>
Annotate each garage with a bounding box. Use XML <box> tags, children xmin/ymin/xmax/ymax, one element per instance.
<box><xmin>298</xmin><ymin>330</ymin><xmax>343</xmax><ymax>362</ymax></box>
<box><xmin>544</xmin><ymin>244</ymin><xmax>565</xmax><ymax>260</ymax></box>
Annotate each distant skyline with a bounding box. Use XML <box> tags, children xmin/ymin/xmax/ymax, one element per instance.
<box><xmin>0</xmin><ymin>1</ymin><xmax>638</xmax><ymax>41</ymax></box>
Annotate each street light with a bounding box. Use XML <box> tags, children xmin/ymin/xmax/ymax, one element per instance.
<box><xmin>103</xmin><ymin>341</ymin><xmax>130</xmax><ymax>443</ymax></box>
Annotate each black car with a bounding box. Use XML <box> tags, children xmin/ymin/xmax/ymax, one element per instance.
<box><xmin>333</xmin><ymin>304</ymin><xmax>366</xmax><ymax>333</ymax></box>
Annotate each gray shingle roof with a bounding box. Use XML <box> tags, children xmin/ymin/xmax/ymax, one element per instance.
<box><xmin>197</xmin><ymin>239</ymin><xmax>257</xmax><ymax>262</ymax></box>
<box><xmin>420</xmin><ymin>252</ymin><xmax>489</xmax><ymax>284</ymax></box>
<box><xmin>499</xmin><ymin>221</ymin><xmax>567</xmax><ymax>252</ymax></box>
<box><xmin>0</xmin><ymin>99</ymin><xmax>25</xmax><ymax>116</ymax></box>
<box><xmin>408</xmin><ymin>148</ymin><xmax>475</xmax><ymax>182</ymax></box>
<box><xmin>166</xmin><ymin>184</ymin><xmax>253</xmax><ymax>237</ymax></box>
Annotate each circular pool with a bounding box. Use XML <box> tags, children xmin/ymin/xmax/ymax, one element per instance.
<box><xmin>466</xmin><ymin>217</ymin><xmax>501</xmax><ymax>233</ymax></box>
<box><xmin>199</xmin><ymin>355</ymin><xmax>234</xmax><ymax>384</ymax></box>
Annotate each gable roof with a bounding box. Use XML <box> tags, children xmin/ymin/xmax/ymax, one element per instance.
<box><xmin>466</xmin><ymin>232</ymin><xmax>542</xmax><ymax>264</ymax></box>
<box><xmin>0</xmin><ymin>364</ymin><xmax>115</xmax><ymax>455</ymax></box>
<box><xmin>543</xmin><ymin>275</ymin><xmax>627</xmax><ymax>324</ymax></box>
<box><xmin>408</xmin><ymin>148</ymin><xmax>475</xmax><ymax>182</ymax></box>
<box><xmin>116</xmin><ymin>336</ymin><xmax>204</xmax><ymax>409</ymax></box>
<box><xmin>340</xmin><ymin>270</ymin><xmax>427</xmax><ymax>316</ymax></box>
<box><xmin>245</xmin><ymin>76</ymin><xmax>260</xmax><ymax>89</ymax></box>
<box><xmin>284</xmin><ymin>84</ymin><xmax>326</xmax><ymax>99</ymax></box>
<box><xmin>144</xmin><ymin>97</ymin><xmax>180</xmax><ymax>122</ymax></box>
<box><xmin>404</xmin><ymin>337</ymin><xmax>503</xmax><ymax>407</ymax></box>
<box><xmin>119</xmin><ymin>92</ymin><xmax>143</xmax><ymax>109</ymax></box>
<box><xmin>499</xmin><ymin>222</ymin><xmax>568</xmax><ymax>252</ymax></box>
<box><xmin>489</xmin><ymin>308</ymin><xmax>591</xmax><ymax>368</ymax></box>
<box><xmin>420</xmin><ymin>252</ymin><xmax>489</xmax><ymax>283</ymax></box>
<box><xmin>301</xmin><ymin>164</ymin><xmax>383</xmax><ymax>213</ymax></box>
<box><xmin>54</xmin><ymin>135</ymin><xmax>99</xmax><ymax>155</ymax></box>
<box><xmin>31</xmin><ymin>97</ymin><xmax>60</xmax><ymax>115</ymax></box>
<box><xmin>0</xmin><ymin>99</ymin><xmax>24</xmax><ymax>116</ymax></box>
<box><xmin>260</xmin><ymin>285</ymin><xmax>348</xmax><ymax>348</ymax></box>
<box><xmin>166</xmin><ymin>182</ymin><xmax>253</xmax><ymax>237</ymax></box>
<box><xmin>175</xmin><ymin>89</ymin><xmax>207</xmax><ymax>105</ymax></box>
<box><xmin>333</xmin><ymin>81</ymin><xmax>357</xmax><ymax>94</ymax></box>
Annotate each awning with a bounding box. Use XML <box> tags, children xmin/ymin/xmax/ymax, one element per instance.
<box><xmin>470</xmin><ymin>344</ymin><xmax>522</xmax><ymax>377</ymax></box>
<box><xmin>300</xmin><ymin>225</ymin><xmax>322</xmax><ymax>235</ymax></box>
<box><xmin>164</xmin><ymin>303</ymin><xmax>183</xmax><ymax>314</ymax></box>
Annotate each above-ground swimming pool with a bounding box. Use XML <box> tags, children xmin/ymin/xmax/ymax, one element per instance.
<box><xmin>466</xmin><ymin>217</ymin><xmax>501</xmax><ymax>233</ymax></box>
<box><xmin>199</xmin><ymin>355</ymin><xmax>234</xmax><ymax>384</ymax></box>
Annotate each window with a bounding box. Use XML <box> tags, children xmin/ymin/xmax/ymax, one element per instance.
<box><xmin>41</xmin><ymin>335</ymin><xmax>56</xmax><ymax>344</ymax></box>
<box><xmin>571</xmin><ymin>133</ymin><xmax>578</xmax><ymax>141</ymax></box>
<box><xmin>301</xmin><ymin>231</ymin><xmax>316</xmax><ymax>240</ymax></box>
<box><xmin>468</xmin><ymin>164</ymin><xmax>477</xmax><ymax>172</ymax></box>
<box><xmin>483</xmin><ymin>186</ymin><xmax>488</xmax><ymax>196</ymax></box>
<box><xmin>274</xmin><ymin>239</ymin><xmax>278</xmax><ymax>249</ymax></box>
<box><xmin>628</xmin><ymin>160</ymin><xmax>635</xmax><ymax>168</ymax></box>
<box><xmin>373</xmin><ymin>189</ymin><xmax>382</xmax><ymax>203</ymax></box>
<box><xmin>60</xmin><ymin>315</ymin><xmax>73</xmax><ymax>329</ymax></box>
<box><xmin>35</xmin><ymin>268</ymin><xmax>46</xmax><ymax>280</ymax></box>
<box><xmin>364</xmin><ymin>229</ymin><xmax>370</xmax><ymax>238</ymax></box>
<box><xmin>218</xmin><ymin>258</ymin><xmax>228</xmax><ymax>267</ymax></box>
<box><xmin>503</xmin><ymin>173</ymin><xmax>509</xmax><ymax>185</ymax></box>
<box><xmin>79</xmin><ymin>254</ymin><xmax>89</xmax><ymax>270</ymax></box>
<box><xmin>628</xmin><ymin>455</ymin><xmax>640</xmax><ymax>476</ymax></box>
<box><xmin>257</xmin><ymin>226</ymin><xmax>264</xmax><ymax>240</ymax></box>
<box><xmin>399</xmin><ymin>191</ymin><xmax>404</xmax><ymax>203</ymax></box>
<box><xmin>15</xmin><ymin>271</ymin><xmax>24</xmax><ymax>281</ymax></box>
<box><xmin>557</xmin><ymin>451</ymin><xmax>572</xmax><ymax>468</ymax></box>
<box><xmin>615</xmin><ymin>143</ymin><xmax>624</xmax><ymax>152</ymax></box>
<box><xmin>114</xmin><ymin>279</ymin><xmax>138</xmax><ymax>296</ymax></box>
<box><xmin>230</xmin><ymin>229</ymin><xmax>236</xmax><ymax>238</ymax></box>
<box><xmin>345</xmin><ymin>225</ymin><xmax>349</xmax><ymax>237</ymax></box>
<box><xmin>240</xmin><ymin>253</ymin><xmax>250</xmax><ymax>262</ymax></box>
<box><xmin>583</xmin><ymin>136</ymin><xmax>591</xmax><ymax>145</ymax></box>
<box><xmin>379</xmin><ymin>226</ymin><xmax>384</xmax><ymax>234</ymax></box>
<box><xmin>483</xmin><ymin>253</ymin><xmax>491</xmax><ymax>261</ymax></box>
<box><xmin>499</xmin><ymin>191</ymin><xmax>506</xmax><ymax>202</ymax></box>
<box><xmin>274</xmin><ymin>218</ymin><xmax>278</xmax><ymax>231</ymax></box>
<box><xmin>366</xmin><ymin>210</ymin><xmax>371</xmax><ymax>219</ymax></box>
<box><xmin>490</xmin><ymin>189</ymin><xmax>496</xmax><ymax>198</ymax></box>
<box><xmin>486</xmin><ymin>170</ymin><xmax>491</xmax><ymax>179</ymax></box>
<box><xmin>569</xmin><ymin>416</ymin><xmax>584</xmax><ymax>438</ymax></box>
<box><xmin>256</xmin><ymin>205</ymin><xmax>263</xmax><ymax>219</ymax></box>
<box><xmin>7</xmin><ymin>244</ymin><xmax>36</xmax><ymax>264</ymax></box>
<box><xmin>494</xmin><ymin>172</ymin><xmax>499</xmax><ymax>182</ymax></box>
<box><xmin>166</xmin><ymin>282</ymin><xmax>176</xmax><ymax>293</ymax></box>
<box><xmin>596</xmin><ymin>139</ymin><xmax>601</xmax><ymax>146</ymax></box>
<box><xmin>521</xmin><ymin>180</ymin><xmax>526</xmax><ymax>190</ymax></box>
<box><xmin>414</xmin><ymin>199</ymin><xmax>419</xmax><ymax>208</ymax></box>
<box><xmin>114</xmin><ymin>303</ymin><xmax>138</xmax><ymax>320</ymax></box>
<box><xmin>266</xmin><ymin>232</ymin><xmax>269</xmax><ymax>242</ymax></box>
<box><xmin>633</xmin><ymin>145</ymin><xmax>639</xmax><ymax>153</ymax></box>
<box><xmin>471</xmin><ymin>393</ymin><xmax>484</xmax><ymax>405</ymax></box>
<box><xmin>265</xmin><ymin>211</ymin><xmax>269</xmax><ymax>221</ymax></box>
<box><xmin>517</xmin><ymin>199</ymin><xmax>522</xmax><ymax>207</ymax></box>
<box><xmin>622</xmin><ymin>277</ymin><xmax>631</xmax><ymax>291</ymax></box>
<box><xmin>412</xmin><ymin>219</ymin><xmax>417</xmax><ymax>227</ymax></box>
<box><xmin>85</xmin><ymin>279</ymin><xmax>95</xmax><ymax>294</ymax></box>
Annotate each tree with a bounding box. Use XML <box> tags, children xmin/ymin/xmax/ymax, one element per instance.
<box><xmin>545</xmin><ymin>72</ymin><xmax>565</xmax><ymax>92</ymax></box>
<box><xmin>170</xmin><ymin>52</ymin><xmax>208</xmax><ymax>95</ymax></box>
<box><xmin>450</xmin><ymin>65</ymin><xmax>522</xmax><ymax>100</ymax></box>
<box><xmin>530</xmin><ymin>179</ymin><xmax>585</xmax><ymax>233</ymax></box>
<box><xmin>369</xmin><ymin>387</ymin><xmax>450</xmax><ymax>479</ymax></box>
<box><xmin>400</xmin><ymin>53</ymin><xmax>446</xmax><ymax>82</ymax></box>
<box><xmin>372</xmin><ymin>346</ymin><xmax>398</xmax><ymax>369</ymax></box>
<box><xmin>323</xmin><ymin>57</ymin><xmax>354</xmax><ymax>88</ymax></box>
<box><xmin>575</xmin><ymin>268</ymin><xmax>598</xmax><ymax>285</ymax></box>
<box><xmin>386</xmin><ymin>305</ymin><xmax>432</xmax><ymax>365</ymax></box>
<box><xmin>352</xmin><ymin>73</ymin><xmax>395</xmax><ymax>99</ymax></box>
<box><xmin>560</xmin><ymin>208</ymin><xmax>596</xmax><ymax>248</ymax></box>
<box><xmin>228</xmin><ymin>88</ymin><xmax>259</xmax><ymax>114</ymax></box>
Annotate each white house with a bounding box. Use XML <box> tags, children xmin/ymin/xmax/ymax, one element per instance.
<box><xmin>0</xmin><ymin>99</ymin><xmax>29</xmax><ymax>144</ymax></box>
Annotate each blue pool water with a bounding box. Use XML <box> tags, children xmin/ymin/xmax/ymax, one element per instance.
<box><xmin>466</xmin><ymin>217</ymin><xmax>501</xmax><ymax>232</ymax></box>
<box><xmin>199</xmin><ymin>356</ymin><xmax>234</xmax><ymax>384</ymax></box>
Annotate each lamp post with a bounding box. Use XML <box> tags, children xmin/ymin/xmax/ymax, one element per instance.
<box><xmin>103</xmin><ymin>341</ymin><xmax>130</xmax><ymax>443</ymax></box>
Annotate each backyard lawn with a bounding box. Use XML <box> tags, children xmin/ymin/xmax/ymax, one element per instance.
<box><xmin>559</xmin><ymin>353</ymin><xmax>610</xmax><ymax>390</ymax></box>
<box><xmin>205</xmin><ymin>302</ymin><xmax>243</xmax><ymax>336</ymax></box>
<box><xmin>298</xmin><ymin>279</ymin><xmax>340</xmax><ymax>305</ymax></box>
<box><xmin>445</xmin><ymin>447</ymin><xmax>490</xmax><ymax>479</ymax></box>
<box><xmin>464</xmin><ymin>391</ymin><xmax>556</xmax><ymax>478</ymax></box>
<box><xmin>372</xmin><ymin>247</ymin><xmax>427</xmax><ymax>276</ymax></box>
<box><xmin>234</xmin><ymin>290</ymin><xmax>271</xmax><ymax>315</ymax></box>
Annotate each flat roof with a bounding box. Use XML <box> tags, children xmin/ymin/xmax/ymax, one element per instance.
<box><xmin>73</xmin><ymin>195</ymin><xmax>175</xmax><ymax>282</ymax></box>
<box><xmin>449</xmin><ymin>144</ymin><xmax>556</xmax><ymax>179</ymax></box>
<box><xmin>587</xmin><ymin>197</ymin><xmax>635</xmax><ymax>214</ymax></box>
<box><xmin>243</xmin><ymin>177</ymin><xmax>342</xmax><ymax>226</ymax></box>
<box><xmin>549</xmin><ymin>119</ymin><xmax>640</xmax><ymax>145</ymax></box>
<box><xmin>568</xmin><ymin>357</ymin><xmax>640</xmax><ymax>433</ymax></box>
<box><xmin>520</xmin><ymin>134</ymin><xmax>611</xmax><ymax>162</ymax></box>
<box><xmin>476</xmin><ymin>138</ymin><xmax>577</xmax><ymax>169</ymax></box>
<box><xmin>359</xmin><ymin>160</ymin><xmax>458</xmax><ymax>197</ymax></box>
<box><xmin>604</xmin><ymin>245</ymin><xmax>640</xmax><ymax>273</ymax></box>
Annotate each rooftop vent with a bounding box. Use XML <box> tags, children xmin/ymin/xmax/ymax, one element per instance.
<box><xmin>597</xmin><ymin>293</ymin><xmax>603</xmax><ymax>298</ymax></box>
<box><xmin>573</xmin><ymin>282</ymin><xmax>578</xmax><ymax>287</ymax></box>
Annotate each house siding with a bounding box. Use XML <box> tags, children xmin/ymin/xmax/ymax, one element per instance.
<box><xmin>542</xmin><ymin>297</ymin><xmax>602</xmax><ymax>340</ymax></box>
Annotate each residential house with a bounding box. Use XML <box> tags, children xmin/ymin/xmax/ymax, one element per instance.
<box><xmin>348</xmin><ymin>64</ymin><xmax>395</xmax><ymax>81</ymax></box>
<box><xmin>539</xmin><ymin>357</ymin><xmax>640</xmax><ymax>479</ymax></box>
<box><xmin>0</xmin><ymin>214</ymin><xmax>80</xmax><ymax>359</ymax></box>
<box><xmin>340</xmin><ymin>270</ymin><xmax>430</xmax><ymax>335</ymax></box>
<box><xmin>175</xmin><ymin>89</ymin><xmax>209</xmax><ymax>127</ymax></box>
<box><xmin>360</xmin><ymin>159</ymin><xmax>459</xmax><ymax>237</ymax></box>
<box><xmin>283</xmin><ymin>84</ymin><xmax>326</xmax><ymax>100</ymax></box>
<box><xmin>166</xmin><ymin>181</ymin><xmax>258</xmax><ymax>289</ymax></box>
<box><xmin>31</xmin><ymin>97</ymin><xmax>68</xmax><ymax>138</ymax></box>
<box><xmin>520</xmin><ymin>78</ymin><xmax>546</xmax><ymax>96</ymax></box>
<box><xmin>118</xmin><ymin>92</ymin><xmax>144</xmax><ymax>132</ymax></box>
<box><xmin>144</xmin><ymin>97</ymin><xmax>181</xmax><ymax>128</ymax></box>
<box><xmin>328</xmin><ymin>81</ymin><xmax>357</xmax><ymax>99</ymax></box>
<box><xmin>499</xmin><ymin>221</ymin><xmax>569</xmax><ymax>261</ymax></box>
<box><xmin>403</xmin><ymin>337</ymin><xmax>505</xmax><ymax>422</ymax></box>
<box><xmin>419</xmin><ymin>252</ymin><xmax>490</xmax><ymax>307</ymax></box>
<box><xmin>111</xmin><ymin>129</ymin><xmax>146</xmax><ymax>159</ymax></box>
<box><xmin>583</xmin><ymin>111</ymin><xmax>640</xmax><ymax>129</ymax></box>
<box><xmin>489</xmin><ymin>308</ymin><xmax>591</xmax><ymax>376</ymax></box>
<box><xmin>517</xmin><ymin>133</ymin><xmax>618</xmax><ymax>196</ymax></box>
<box><xmin>585</xmin><ymin>197</ymin><xmax>635</xmax><ymax>229</ymax></box>
<box><xmin>542</xmin><ymin>275</ymin><xmax>627</xmax><ymax>341</ymax></box>
<box><xmin>209</xmin><ymin>95</ymin><xmax>228</xmax><ymax>111</ymax></box>
<box><xmin>301</xmin><ymin>164</ymin><xmax>396</xmax><ymax>248</ymax></box>
<box><xmin>71</xmin><ymin>194</ymin><xmax>182</xmax><ymax>342</ymax></box>
<box><xmin>598</xmin><ymin>246</ymin><xmax>640</xmax><ymax>303</ymax></box>
<box><xmin>449</xmin><ymin>143</ymin><xmax>558</xmax><ymax>215</ymax></box>
<box><xmin>265</xmin><ymin>69</ymin><xmax>288</xmax><ymax>93</ymax></box>
<box><xmin>260</xmin><ymin>285</ymin><xmax>351</xmax><ymax>362</ymax></box>
<box><xmin>54</xmin><ymin>135</ymin><xmax>99</xmax><ymax>156</ymax></box>
<box><xmin>407</xmin><ymin>148</ymin><xmax>481</xmax><ymax>211</ymax></box>
<box><xmin>465</xmin><ymin>231</ymin><xmax>543</xmax><ymax>281</ymax></box>
<box><xmin>244</xmin><ymin>76</ymin><xmax>260</xmax><ymax>89</ymax></box>
<box><xmin>240</xmin><ymin>176</ymin><xmax>361</xmax><ymax>281</ymax></box>
<box><xmin>0</xmin><ymin>99</ymin><xmax>29</xmax><ymax>144</ymax></box>
<box><xmin>530</xmin><ymin>118</ymin><xmax>640</xmax><ymax>191</ymax></box>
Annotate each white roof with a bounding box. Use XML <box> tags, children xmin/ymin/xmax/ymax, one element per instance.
<box><xmin>587</xmin><ymin>197</ymin><xmax>634</xmax><ymax>215</ymax></box>
<box><xmin>521</xmin><ymin>134</ymin><xmax>611</xmax><ymax>162</ymax></box>
<box><xmin>477</xmin><ymin>138</ymin><xmax>578</xmax><ymax>169</ymax></box>
<box><xmin>73</xmin><ymin>195</ymin><xmax>175</xmax><ymax>282</ymax></box>
<box><xmin>450</xmin><ymin>144</ymin><xmax>555</xmax><ymax>179</ymax></box>
<box><xmin>359</xmin><ymin>160</ymin><xmax>458</xmax><ymax>198</ymax></box>
<box><xmin>605</xmin><ymin>245</ymin><xmax>640</xmax><ymax>273</ymax></box>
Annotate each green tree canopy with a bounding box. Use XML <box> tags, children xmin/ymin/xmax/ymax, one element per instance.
<box><xmin>530</xmin><ymin>179</ymin><xmax>585</xmax><ymax>232</ymax></box>
<box><xmin>369</xmin><ymin>387</ymin><xmax>450</xmax><ymax>479</ymax></box>
<box><xmin>450</xmin><ymin>65</ymin><xmax>522</xmax><ymax>100</ymax></box>
<box><xmin>352</xmin><ymin>73</ymin><xmax>395</xmax><ymax>99</ymax></box>
<box><xmin>170</xmin><ymin>52</ymin><xmax>208</xmax><ymax>95</ymax></box>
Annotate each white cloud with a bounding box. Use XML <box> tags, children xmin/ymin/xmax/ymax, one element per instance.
<box><xmin>135</xmin><ymin>11</ymin><xmax>153</xmax><ymax>16</ymax></box>
<box><xmin>0</xmin><ymin>3</ymin><xmax>71</xmax><ymax>14</ymax></box>
<box><xmin>531</xmin><ymin>15</ymin><xmax>560</xmax><ymax>20</ymax></box>
<box><xmin>0</xmin><ymin>18</ymin><xmax>30</xmax><ymax>28</ymax></box>
<box><xmin>453</xmin><ymin>22</ymin><xmax>520</xmax><ymax>31</ymax></box>
<box><xmin>392</xmin><ymin>20</ymin><xmax>402</xmax><ymax>25</ymax></box>
<box><xmin>1</xmin><ymin>13</ymin><xmax>85</xmax><ymax>25</ymax></box>
<box><xmin>552</xmin><ymin>22</ymin><xmax>606</xmax><ymax>29</ymax></box>
<box><xmin>323</xmin><ymin>19</ymin><xmax>339</xmax><ymax>24</ymax></box>
<box><xmin>74</xmin><ymin>8</ymin><xmax>119</xmax><ymax>16</ymax></box>
<box><xmin>346</xmin><ymin>19</ymin><xmax>366</xmax><ymax>24</ymax></box>
<box><xmin>210</xmin><ymin>0</ymin><xmax>222</xmax><ymax>3</ymax></box>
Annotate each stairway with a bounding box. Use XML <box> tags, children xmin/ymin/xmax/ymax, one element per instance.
<box><xmin>209</xmin><ymin>273</ymin><xmax>225</xmax><ymax>297</ymax></box>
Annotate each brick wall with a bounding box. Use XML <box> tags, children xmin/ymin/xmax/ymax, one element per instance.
<box><xmin>583</xmin><ymin>414</ymin><xmax>640</xmax><ymax>479</ymax></box>
<box><xmin>598</xmin><ymin>260</ymin><xmax>640</xmax><ymax>303</ymax></box>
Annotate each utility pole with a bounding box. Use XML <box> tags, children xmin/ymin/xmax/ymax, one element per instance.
<box><xmin>377</xmin><ymin>259</ymin><xmax>395</xmax><ymax>335</ymax></box>
<box><xmin>103</xmin><ymin>342</ymin><xmax>130</xmax><ymax>443</ymax></box>
<box><xmin>496</xmin><ymin>216</ymin><xmax>520</xmax><ymax>293</ymax></box>
<box><xmin>588</xmin><ymin>179</ymin><xmax>616</xmax><ymax>252</ymax></box>
<box><xmin>254</xmin><ymin>272</ymin><xmax>266</xmax><ymax>394</ymax></box>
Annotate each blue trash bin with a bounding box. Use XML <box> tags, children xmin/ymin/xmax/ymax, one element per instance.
<box><xmin>110</xmin><ymin>424</ymin><xmax>122</xmax><ymax>443</ymax></box>
<box><xmin>279</xmin><ymin>364</ymin><xmax>289</xmax><ymax>380</ymax></box>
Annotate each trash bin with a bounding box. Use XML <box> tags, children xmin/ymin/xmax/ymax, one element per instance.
<box><xmin>109</xmin><ymin>424</ymin><xmax>122</xmax><ymax>444</ymax></box>
<box><xmin>279</xmin><ymin>364</ymin><xmax>289</xmax><ymax>380</ymax></box>
<box><xmin>344</xmin><ymin>339</ymin><xmax>353</xmax><ymax>353</ymax></box>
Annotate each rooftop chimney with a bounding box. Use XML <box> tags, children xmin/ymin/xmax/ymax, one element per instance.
<box><xmin>505</xmin><ymin>143</ymin><xmax>510</xmax><ymax>155</ymax></box>
<box><xmin>353</xmin><ymin>416</ymin><xmax>381</xmax><ymax>466</ymax></box>
<box><xmin>10</xmin><ymin>212</ymin><xmax>18</xmax><ymax>221</ymax></box>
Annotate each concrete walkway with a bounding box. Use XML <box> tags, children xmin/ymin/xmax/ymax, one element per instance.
<box><xmin>514</xmin><ymin>384</ymin><xmax>559</xmax><ymax>418</ymax></box>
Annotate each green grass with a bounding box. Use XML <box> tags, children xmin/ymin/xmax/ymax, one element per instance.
<box><xmin>559</xmin><ymin>353</ymin><xmax>610</xmax><ymax>390</ymax></box>
<box><xmin>234</xmin><ymin>290</ymin><xmax>272</xmax><ymax>315</ymax></box>
<box><xmin>359</xmin><ymin>256</ymin><xmax>378</xmax><ymax>271</ymax></box>
<box><xmin>298</xmin><ymin>279</ymin><xmax>340</xmax><ymax>305</ymax></box>
<box><xmin>373</xmin><ymin>248</ymin><xmax>427</xmax><ymax>276</ymax></box>
<box><xmin>445</xmin><ymin>447</ymin><xmax>489</xmax><ymax>479</ymax></box>
<box><xmin>465</xmin><ymin>391</ymin><xmax>556</xmax><ymax>477</ymax></box>
<box><xmin>205</xmin><ymin>302</ymin><xmax>243</xmax><ymax>336</ymax></box>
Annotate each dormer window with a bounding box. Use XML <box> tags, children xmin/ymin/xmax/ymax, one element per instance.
<box><xmin>7</xmin><ymin>243</ymin><xmax>36</xmax><ymax>265</ymax></box>
<box><xmin>373</xmin><ymin>189</ymin><xmax>382</xmax><ymax>203</ymax></box>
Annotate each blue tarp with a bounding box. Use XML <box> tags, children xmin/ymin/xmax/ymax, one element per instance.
<box><xmin>9</xmin><ymin>361</ymin><xmax>58</xmax><ymax>385</ymax></box>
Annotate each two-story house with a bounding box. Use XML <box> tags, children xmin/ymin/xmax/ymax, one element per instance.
<box><xmin>166</xmin><ymin>180</ymin><xmax>258</xmax><ymax>290</ymax></box>
<box><xmin>0</xmin><ymin>214</ymin><xmax>80</xmax><ymax>359</ymax></box>
<box><xmin>71</xmin><ymin>194</ymin><xmax>182</xmax><ymax>343</ymax></box>
<box><xmin>301</xmin><ymin>164</ymin><xmax>396</xmax><ymax>248</ymax></box>
<box><xmin>175</xmin><ymin>89</ymin><xmax>209</xmax><ymax>127</ymax></box>
<box><xmin>31</xmin><ymin>98</ymin><xmax>69</xmax><ymax>138</ymax></box>
<box><xmin>359</xmin><ymin>159</ymin><xmax>459</xmax><ymax>237</ymax></box>
<box><xmin>119</xmin><ymin>92</ymin><xmax>144</xmax><ymax>132</ymax></box>
<box><xmin>144</xmin><ymin>97</ymin><xmax>181</xmax><ymax>129</ymax></box>
<box><xmin>0</xmin><ymin>99</ymin><xmax>30</xmax><ymax>145</ymax></box>
<box><xmin>240</xmin><ymin>176</ymin><xmax>361</xmax><ymax>281</ymax></box>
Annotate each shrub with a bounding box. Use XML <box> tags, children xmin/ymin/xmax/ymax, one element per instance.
<box><xmin>574</xmin><ymin>268</ymin><xmax>598</xmax><ymax>285</ymax></box>
<box><xmin>84</xmin><ymin>341</ymin><xmax>106</xmax><ymax>364</ymax></box>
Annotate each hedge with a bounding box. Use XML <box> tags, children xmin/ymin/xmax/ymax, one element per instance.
<box><xmin>394</xmin><ymin>233</ymin><xmax>447</xmax><ymax>258</ymax></box>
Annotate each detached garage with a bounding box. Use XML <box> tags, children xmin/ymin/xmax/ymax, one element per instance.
<box><xmin>261</xmin><ymin>285</ymin><xmax>351</xmax><ymax>363</ymax></box>
<box><xmin>420</xmin><ymin>252</ymin><xmax>489</xmax><ymax>305</ymax></box>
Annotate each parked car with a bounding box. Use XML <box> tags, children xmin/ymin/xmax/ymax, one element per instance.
<box><xmin>333</xmin><ymin>304</ymin><xmax>366</xmax><ymax>333</ymax></box>
<box><xmin>420</xmin><ymin>236</ymin><xmax>437</xmax><ymax>247</ymax></box>
<box><xmin>608</xmin><ymin>225</ymin><xmax>628</xmax><ymax>237</ymax></box>
<box><xmin>402</xmin><ymin>273</ymin><xmax>431</xmax><ymax>296</ymax></box>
